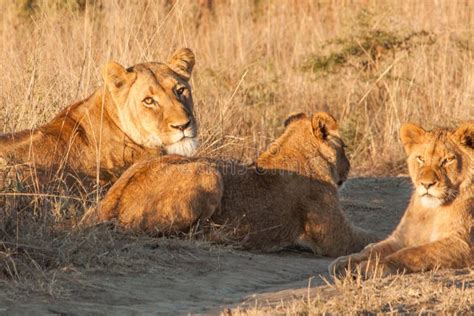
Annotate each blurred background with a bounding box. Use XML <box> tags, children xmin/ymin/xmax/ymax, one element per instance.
<box><xmin>1</xmin><ymin>0</ymin><xmax>473</xmax><ymax>175</ymax></box>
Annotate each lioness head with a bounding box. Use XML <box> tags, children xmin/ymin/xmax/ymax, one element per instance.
<box><xmin>400</xmin><ymin>122</ymin><xmax>474</xmax><ymax>208</ymax></box>
<box><xmin>260</xmin><ymin>112</ymin><xmax>350</xmax><ymax>188</ymax></box>
<box><xmin>101</xmin><ymin>48</ymin><xmax>198</xmax><ymax>156</ymax></box>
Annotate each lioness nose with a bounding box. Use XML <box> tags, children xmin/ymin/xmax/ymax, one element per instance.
<box><xmin>170</xmin><ymin>120</ymin><xmax>191</xmax><ymax>131</ymax></box>
<box><xmin>421</xmin><ymin>180</ymin><xmax>436</xmax><ymax>189</ymax></box>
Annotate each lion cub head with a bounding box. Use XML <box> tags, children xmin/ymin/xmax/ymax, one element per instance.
<box><xmin>401</xmin><ymin>122</ymin><xmax>474</xmax><ymax>208</ymax></box>
<box><xmin>102</xmin><ymin>48</ymin><xmax>198</xmax><ymax>156</ymax></box>
<box><xmin>258</xmin><ymin>112</ymin><xmax>350</xmax><ymax>188</ymax></box>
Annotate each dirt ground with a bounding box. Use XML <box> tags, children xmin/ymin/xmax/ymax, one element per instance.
<box><xmin>0</xmin><ymin>177</ymin><xmax>418</xmax><ymax>313</ymax></box>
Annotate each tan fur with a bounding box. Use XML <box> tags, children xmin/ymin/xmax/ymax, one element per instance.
<box><xmin>82</xmin><ymin>155</ymin><xmax>223</xmax><ymax>233</ymax></box>
<box><xmin>330</xmin><ymin>122</ymin><xmax>474</xmax><ymax>277</ymax></box>
<box><xmin>84</xmin><ymin>112</ymin><xmax>377</xmax><ymax>257</ymax></box>
<box><xmin>0</xmin><ymin>48</ymin><xmax>198</xmax><ymax>185</ymax></box>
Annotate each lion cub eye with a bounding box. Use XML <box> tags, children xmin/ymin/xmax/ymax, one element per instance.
<box><xmin>142</xmin><ymin>97</ymin><xmax>156</xmax><ymax>106</ymax></box>
<box><xmin>442</xmin><ymin>156</ymin><xmax>456</xmax><ymax>166</ymax></box>
<box><xmin>416</xmin><ymin>155</ymin><xmax>425</xmax><ymax>164</ymax></box>
<box><xmin>176</xmin><ymin>87</ymin><xmax>186</xmax><ymax>97</ymax></box>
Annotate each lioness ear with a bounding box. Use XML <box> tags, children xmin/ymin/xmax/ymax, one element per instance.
<box><xmin>311</xmin><ymin>112</ymin><xmax>338</xmax><ymax>140</ymax></box>
<box><xmin>167</xmin><ymin>48</ymin><xmax>195</xmax><ymax>80</ymax></box>
<box><xmin>284</xmin><ymin>112</ymin><xmax>308</xmax><ymax>127</ymax></box>
<box><xmin>453</xmin><ymin>122</ymin><xmax>474</xmax><ymax>149</ymax></box>
<box><xmin>101</xmin><ymin>61</ymin><xmax>136</xmax><ymax>92</ymax></box>
<box><xmin>400</xmin><ymin>123</ymin><xmax>426</xmax><ymax>154</ymax></box>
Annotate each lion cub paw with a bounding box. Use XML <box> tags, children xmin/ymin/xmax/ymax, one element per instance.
<box><xmin>329</xmin><ymin>255</ymin><xmax>356</xmax><ymax>276</ymax></box>
<box><xmin>356</xmin><ymin>260</ymin><xmax>396</xmax><ymax>279</ymax></box>
<box><xmin>329</xmin><ymin>252</ymin><xmax>374</xmax><ymax>277</ymax></box>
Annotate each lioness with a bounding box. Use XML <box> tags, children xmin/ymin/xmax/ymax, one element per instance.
<box><xmin>83</xmin><ymin>112</ymin><xmax>377</xmax><ymax>257</ymax></box>
<box><xmin>0</xmin><ymin>48</ymin><xmax>198</xmax><ymax>184</ymax></box>
<box><xmin>330</xmin><ymin>122</ymin><xmax>473</xmax><ymax>277</ymax></box>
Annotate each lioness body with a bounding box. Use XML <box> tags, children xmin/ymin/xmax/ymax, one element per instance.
<box><xmin>330</xmin><ymin>123</ymin><xmax>473</xmax><ymax>277</ymax></box>
<box><xmin>0</xmin><ymin>91</ymin><xmax>161</xmax><ymax>182</ymax></box>
<box><xmin>84</xmin><ymin>112</ymin><xmax>377</xmax><ymax>257</ymax></box>
<box><xmin>0</xmin><ymin>48</ymin><xmax>198</xmax><ymax>184</ymax></box>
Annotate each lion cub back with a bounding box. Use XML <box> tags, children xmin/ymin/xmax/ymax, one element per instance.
<box><xmin>85</xmin><ymin>155</ymin><xmax>223</xmax><ymax>234</ymax></box>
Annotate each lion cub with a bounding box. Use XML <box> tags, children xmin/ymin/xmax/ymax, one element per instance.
<box><xmin>83</xmin><ymin>112</ymin><xmax>377</xmax><ymax>257</ymax></box>
<box><xmin>330</xmin><ymin>122</ymin><xmax>473</xmax><ymax>277</ymax></box>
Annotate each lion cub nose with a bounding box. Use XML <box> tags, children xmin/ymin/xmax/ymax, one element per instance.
<box><xmin>170</xmin><ymin>120</ymin><xmax>191</xmax><ymax>131</ymax></box>
<box><xmin>421</xmin><ymin>179</ymin><xmax>436</xmax><ymax>189</ymax></box>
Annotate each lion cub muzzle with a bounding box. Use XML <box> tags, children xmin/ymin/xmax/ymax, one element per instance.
<box><xmin>416</xmin><ymin>167</ymin><xmax>446</xmax><ymax>207</ymax></box>
<box><xmin>417</xmin><ymin>167</ymin><xmax>440</xmax><ymax>190</ymax></box>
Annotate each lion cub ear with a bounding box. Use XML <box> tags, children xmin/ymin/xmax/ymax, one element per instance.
<box><xmin>101</xmin><ymin>61</ymin><xmax>137</xmax><ymax>93</ymax></box>
<box><xmin>400</xmin><ymin>123</ymin><xmax>426</xmax><ymax>154</ymax></box>
<box><xmin>167</xmin><ymin>48</ymin><xmax>195</xmax><ymax>81</ymax></box>
<box><xmin>453</xmin><ymin>122</ymin><xmax>474</xmax><ymax>149</ymax></box>
<box><xmin>311</xmin><ymin>112</ymin><xmax>338</xmax><ymax>140</ymax></box>
<box><xmin>284</xmin><ymin>112</ymin><xmax>308</xmax><ymax>127</ymax></box>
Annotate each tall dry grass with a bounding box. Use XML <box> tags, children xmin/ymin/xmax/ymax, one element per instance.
<box><xmin>1</xmin><ymin>0</ymin><xmax>473</xmax><ymax>174</ymax></box>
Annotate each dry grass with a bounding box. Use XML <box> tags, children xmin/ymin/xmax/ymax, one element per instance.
<box><xmin>0</xmin><ymin>0</ymin><xmax>473</xmax><ymax>313</ymax></box>
<box><xmin>232</xmin><ymin>269</ymin><xmax>474</xmax><ymax>314</ymax></box>
<box><xmin>2</xmin><ymin>0</ymin><xmax>473</xmax><ymax>173</ymax></box>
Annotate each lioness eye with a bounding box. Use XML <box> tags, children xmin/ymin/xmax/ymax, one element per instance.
<box><xmin>143</xmin><ymin>97</ymin><xmax>155</xmax><ymax>106</ymax></box>
<box><xmin>416</xmin><ymin>155</ymin><xmax>425</xmax><ymax>164</ymax></box>
<box><xmin>176</xmin><ymin>87</ymin><xmax>186</xmax><ymax>96</ymax></box>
